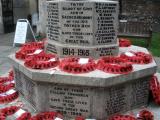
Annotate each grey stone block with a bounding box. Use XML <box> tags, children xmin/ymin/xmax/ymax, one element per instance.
<box><xmin>12</xmin><ymin>68</ymin><xmax>153</xmax><ymax>119</ymax></box>
<box><xmin>46</xmin><ymin>0</ymin><xmax>119</xmax><ymax>46</ymax></box>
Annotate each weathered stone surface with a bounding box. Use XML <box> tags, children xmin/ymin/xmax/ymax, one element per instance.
<box><xmin>45</xmin><ymin>0</ymin><xmax>119</xmax><ymax>58</ymax></box>
<box><xmin>46</xmin><ymin>0</ymin><xmax>119</xmax><ymax>46</ymax></box>
<box><xmin>37</xmin><ymin>0</ymin><xmax>48</xmax><ymax>34</ymax></box>
<box><xmin>46</xmin><ymin>40</ymin><xmax>119</xmax><ymax>59</ymax></box>
<box><xmin>9</xmin><ymin>45</ymin><xmax>157</xmax><ymax>119</ymax></box>
<box><xmin>12</xmin><ymin>68</ymin><xmax>153</xmax><ymax>119</ymax></box>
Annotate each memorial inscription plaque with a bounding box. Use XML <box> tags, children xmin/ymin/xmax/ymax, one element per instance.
<box><xmin>60</xmin><ymin>2</ymin><xmax>93</xmax><ymax>45</ymax></box>
<box><xmin>49</xmin><ymin>86</ymin><xmax>91</xmax><ymax>117</ymax></box>
<box><xmin>47</xmin><ymin>0</ymin><xmax>118</xmax><ymax>46</ymax></box>
<box><xmin>47</xmin><ymin>2</ymin><xmax>60</xmax><ymax>42</ymax></box>
<box><xmin>130</xmin><ymin>79</ymin><xmax>150</xmax><ymax>109</ymax></box>
<box><xmin>14</xmin><ymin>68</ymin><xmax>37</xmax><ymax>107</ymax></box>
<box><xmin>14</xmin><ymin>68</ymin><xmax>24</xmax><ymax>95</ymax></box>
<box><xmin>94</xmin><ymin>2</ymin><xmax>118</xmax><ymax>45</ymax></box>
<box><xmin>46</xmin><ymin>0</ymin><xmax>119</xmax><ymax>58</ymax></box>
<box><xmin>104</xmin><ymin>86</ymin><xmax>127</xmax><ymax>115</ymax></box>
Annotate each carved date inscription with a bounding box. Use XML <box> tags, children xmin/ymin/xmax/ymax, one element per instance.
<box><xmin>62</xmin><ymin>48</ymin><xmax>90</xmax><ymax>57</ymax></box>
<box><xmin>49</xmin><ymin>86</ymin><xmax>90</xmax><ymax>116</ymax></box>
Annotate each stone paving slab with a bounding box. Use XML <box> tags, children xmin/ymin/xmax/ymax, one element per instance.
<box><xmin>0</xmin><ymin>47</ymin><xmax>18</xmax><ymax>76</ymax></box>
<box><xmin>0</xmin><ymin>33</ymin><xmax>15</xmax><ymax>46</ymax></box>
<box><xmin>0</xmin><ymin>46</ymin><xmax>12</xmax><ymax>52</ymax></box>
<box><xmin>0</xmin><ymin>63</ymin><xmax>12</xmax><ymax>75</ymax></box>
<box><xmin>0</xmin><ymin>47</ymin><xmax>18</xmax><ymax>57</ymax></box>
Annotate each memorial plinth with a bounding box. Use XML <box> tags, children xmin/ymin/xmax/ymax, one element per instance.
<box><xmin>9</xmin><ymin>46</ymin><xmax>157</xmax><ymax>120</ymax></box>
<box><xmin>9</xmin><ymin>0</ymin><xmax>157</xmax><ymax>119</ymax></box>
<box><xmin>46</xmin><ymin>0</ymin><xmax>119</xmax><ymax>58</ymax></box>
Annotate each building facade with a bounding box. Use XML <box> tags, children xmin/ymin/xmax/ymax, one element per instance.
<box><xmin>0</xmin><ymin>0</ymin><xmax>38</xmax><ymax>34</ymax></box>
<box><xmin>0</xmin><ymin>0</ymin><xmax>160</xmax><ymax>34</ymax></box>
<box><xmin>38</xmin><ymin>0</ymin><xmax>160</xmax><ymax>34</ymax></box>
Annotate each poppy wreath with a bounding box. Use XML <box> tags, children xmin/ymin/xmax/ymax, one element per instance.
<box><xmin>0</xmin><ymin>90</ymin><xmax>19</xmax><ymax>104</ymax></box>
<box><xmin>8</xmin><ymin>70</ymin><xmax>14</xmax><ymax>79</ymax></box>
<box><xmin>0</xmin><ymin>106</ymin><xmax>31</xmax><ymax>120</ymax></box>
<box><xmin>30</xmin><ymin>111</ymin><xmax>63</xmax><ymax>120</ymax></box>
<box><xmin>75</xmin><ymin>116</ymin><xmax>85</xmax><ymax>120</ymax></box>
<box><xmin>0</xmin><ymin>113</ymin><xmax>6</xmax><ymax>120</ymax></box>
<box><xmin>150</xmin><ymin>75</ymin><xmax>160</xmax><ymax>105</ymax></box>
<box><xmin>97</xmin><ymin>56</ymin><xmax>133</xmax><ymax>74</ymax></box>
<box><xmin>120</xmin><ymin>51</ymin><xmax>152</xmax><ymax>64</ymax></box>
<box><xmin>119</xmin><ymin>38</ymin><xmax>132</xmax><ymax>47</ymax></box>
<box><xmin>0</xmin><ymin>76</ymin><xmax>13</xmax><ymax>85</ymax></box>
<box><xmin>0</xmin><ymin>83</ymin><xmax>15</xmax><ymax>94</ymax></box>
<box><xmin>16</xmin><ymin>41</ymin><xmax>44</xmax><ymax>60</ymax></box>
<box><xmin>16</xmin><ymin>112</ymin><xmax>32</xmax><ymax>120</ymax></box>
<box><xmin>0</xmin><ymin>106</ymin><xmax>19</xmax><ymax>119</ymax></box>
<box><xmin>137</xmin><ymin>110</ymin><xmax>154</xmax><ymax>120</ymax></box>
<box><xmin>24</xmin><ymin>52</ymin><xmax>59</xmax><ymax>69</ymax></box>
<box><xmin>108</xmin><ymin>114</ymin><xmax>136</xmax><ymax>120</ymax></box>
<box><xmin>22</xmin><ymin>41</ymin><xmax>44</xmax><ymax>49</ymax></box>
<box><xmin>0</xmin><ymin>70</ymin><xmax>14</xmax><ymax>85</ymax></box>
<box><xmin>59</xmin><ymin>57</ymin><xmax>96</xmax><ymax>74</ymax></box>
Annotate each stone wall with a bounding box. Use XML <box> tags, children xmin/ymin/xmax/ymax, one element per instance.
<box><xmin>13</xmin><ymin>0</ymin><xmax>30</xmax><ymax>24</ymax></box>
<box><xmin>0</xmin><ymin>1</ymin><xmax>3</xmax><ymax>34</ymax></box>
<box><xmin>37</xmin><ymin>0</ymin><xmax>48</xmax><ymax>34</ymax></box>
<box><xmin>120</xmin><ymin>0</ymin><xmax>160</xmax><ymax>32</ymax></box>
<box><xmin>0</xmin><ymin>0</ymin><xmax>38</xmax><ymax>34</ymax></box>
<box><xmin>28</xmin><ymin>0</ymin><xmax>37</xmax><ymax>15</ymax></box>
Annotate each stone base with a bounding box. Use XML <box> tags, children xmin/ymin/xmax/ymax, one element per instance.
<box><xmin>9</xmin><ymin>46</ymin><xmax>157</xmax><ymax>119</ymax></box>
<box><xmin>14</xmin><ymin>68</ymin><xmax>151</xmax><ymax>119</ymax></box>
<box><xmin>46</xmin><ymin>40</ymin><xmax>119</xmax><ymax>59</ymax></box>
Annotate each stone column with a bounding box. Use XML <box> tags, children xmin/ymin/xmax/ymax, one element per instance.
<box><xmin>37</xmin><ymin>0</ymin><xmax>48</xmax><ymax>34</ymax></box>
<box><xmin>46</xmin><ymin>0</ymin><xmax>119</xmax><ymax>58</ymax></box>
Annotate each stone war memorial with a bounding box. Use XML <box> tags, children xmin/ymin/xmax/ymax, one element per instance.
<box><xmin>8</xmin><ymin>0</ymin><xmax>157</xmax><ymax>119</ymax></box>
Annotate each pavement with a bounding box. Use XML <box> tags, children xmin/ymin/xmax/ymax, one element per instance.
<box><xmin>0</xmin><ymin>32</ymin><xmax>160</xmax><ymax>119</ymax></box>
<box><xmin>0</xmin><ymin>33</ymin><xmax>19</xmax><ymax>76</ymax></box>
